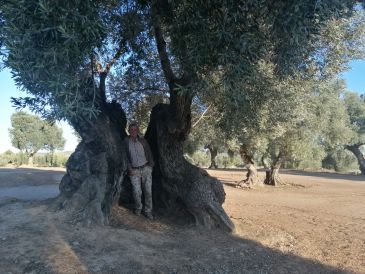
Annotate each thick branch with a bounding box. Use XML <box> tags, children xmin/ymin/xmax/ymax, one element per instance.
<box><xmin>345</xmin><ymin>143</ymin><xmax>365</xmax><ymax>175</ymax></box>
<box><xmin>99</xmin><ymin>71</ymin><xmax>107</xmax><ymax>102</ymax></box>
<box><xmin>117</xmin><ymin>86</ymin><xmax>168</xmax><ymax>93</ymax></box>
<box><xmin>151</xmin><ymin>3</ymin><xmax>175</xmax><ymax>86</ymax></box>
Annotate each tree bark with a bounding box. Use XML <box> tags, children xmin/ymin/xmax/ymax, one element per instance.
<box><xmin>145</xmin><ymin>102</ymin><xmax>234</xmax><ymax>232</ymax></box>
<box><xmin>54</xmin><ymin>71</ymin><xmax>129</xmax><ymax>226</ymax></box>
<box><xmin>206</xmin><ymin>144</ymin><xmax>218</xmax><ymax>169</ymax></box>
<box><xmin>27</xmin><ymin>153</ymin><xmax>34</xmax><ymax>166</ymax></box>
<box><xmin>264</xmin><ymin>152</ymin><xmax>285</xmax><ymax>186</ymax></box>
<box><xmin>142</xmin><ymin>3</ymin><xmax>234</xmax><ymax>232</ymax></box>
<box><xmin>237</xmin><ymin>145</ymin><xmax>260</xmax><ymax>187</ymax></box>
<box><xmin>345</xmin><ymin>144</ymin><xmax>365</xmax><ymax>175</ymax></box>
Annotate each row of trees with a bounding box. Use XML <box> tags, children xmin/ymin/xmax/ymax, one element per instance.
<box><xmin>1</xmin><ymin>1</ymin><xmax>364</xmax><ymax>230</ymax></box>
<box><xmin>186</xmin><ymin>83</ymin><xmax>365</xmax><ymax>183</ymax></box>
<box><xmin>0</xmin><ymin>150</ymin><xmax>69</xmax><ymax>167</ymax></box>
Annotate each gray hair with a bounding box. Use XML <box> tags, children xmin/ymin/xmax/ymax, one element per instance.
<box><xmin>128</xmin><ymin>121</ymin><xmax>139</xmax><ymax>130</ymax></box>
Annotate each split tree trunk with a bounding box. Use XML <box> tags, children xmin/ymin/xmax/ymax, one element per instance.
<box><xmin>138</xmin><ymin>3</ymin><xmax>234</xmax><ymax>232</ymax></box>
<box><xmin>264</xmin><ymin>152</ymin><xmax>285</xmax><ymax>186</ymax></box>
<box><xmin>206</xmin><ymin>144</ymin><xmax>218</xmax><ymax>169</ymax></box>
<box><xmin>54</xmin><ymin>77</ymin><xmax>129</xmax><ymax>226</ymax></box>
<box><xmin>237</xmin><ymin>145</ymin><xmax>260</xmax><ymax>187</ymax></box>
<box><xmin>345</xmin><ymin>144</ymin><xmax>365</xmax><ymax>175</ymax></box>
<box><xmin>145</xmin><ymin>103</ymin><xmax>234</xmax><ymax>231</ymax></box>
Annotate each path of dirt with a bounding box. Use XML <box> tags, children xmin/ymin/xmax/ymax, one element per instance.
<box><xmin>0</xmin><ymin>167</ymin><xmax>364</xmax><ymax>273</ymax></box>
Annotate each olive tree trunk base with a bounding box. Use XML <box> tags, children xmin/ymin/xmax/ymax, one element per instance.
<box><xmin>53</xmin><ymin>101</ymin><xmax>128</xmax><ymax>226</ymax></box>
<box><xmin>264</xmin><ymin>168</ymin><xmax>282</xmax><ymax>186</ymax></box>
<box><xmin>236</xmin><ymin>164</ymin><xmax>261</xmax><ymax>188</ymax></box>
<box><xmin>146</xmin><ymin>104</ymin><xmax>234</xmax><ymax>232</ymax></box>
<box><xmin>346</xmin><ymin>144</ymin><xmax>365</xmax><ymax>175</ymax></box>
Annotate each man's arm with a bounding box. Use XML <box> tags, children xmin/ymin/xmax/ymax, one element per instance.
<box><xmin>141</xmin><ymin>138</ymin><xmax>154</xmax><ymax>167</ymax></box>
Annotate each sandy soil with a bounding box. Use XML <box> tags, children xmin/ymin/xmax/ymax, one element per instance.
<box><xmin>0</xmin><ymin>167</ymin><xmax>364</xmax><ymax>274</ymax></box>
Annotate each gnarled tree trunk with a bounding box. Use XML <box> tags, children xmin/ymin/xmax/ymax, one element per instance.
<box><xmin>205</xmin><ymin>144</ymin><xmax>218</xmax><ymax>169</ymax></box>
<box><xmin>237</xmin><ymin>144</ymin><xmax>260</xmax><ymax>188</ymax></box>
<box><xmin>264</xmin><ymin>152</ymin><xmax>285</xmax><ymax>186</ymax></box>
<box><xmin>345</xmin><ymin>144</ymin><xmax>365</xmax><ymax>175</ymax></box>
<box><xmin>54</xmin><ymin>68</ymin><xmax>129</xmax><ymax>225</ymax></box>
<box><xmin>130</xmin><ymin>3</ymin><xmax>234</xmax><ymax>232</ymax></box>
<box><xmin>55</xmin><ymin>100</ymin><xmax>128</xmax><ymax>226</ymax></box>
<box><xmin>145</xmin><ymin>103</ymin><xmax>234</xmax><ymax>231</ymax></box>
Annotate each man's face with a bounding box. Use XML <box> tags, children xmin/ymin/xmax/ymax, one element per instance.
<box><xmin>129</xmin><ymin>125</ymin><xmax>139</xmax><ymax>138</ymax></box>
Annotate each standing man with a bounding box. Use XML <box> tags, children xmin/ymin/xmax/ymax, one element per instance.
<box><xmin>125</xmin><ymin>122</ymin><xmax>154</xmax><ymax>219</ymax></box>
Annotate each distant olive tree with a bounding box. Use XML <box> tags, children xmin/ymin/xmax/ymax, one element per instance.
<box><xmin>9</xmin><ymin>111</ymin><xmax>65</xmax><ymax>165</ymax></box>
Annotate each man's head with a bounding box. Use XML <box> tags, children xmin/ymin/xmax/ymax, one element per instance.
<box><xmin>128</xmin><ymin>122</ymin><xmax>139</xmax><ymax>139</ymax></box>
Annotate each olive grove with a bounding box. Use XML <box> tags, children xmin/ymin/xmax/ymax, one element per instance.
<box><xmin>0</xmin><ymin>0</ymin><xmax>363</xmax><ymax>230</ymax></box>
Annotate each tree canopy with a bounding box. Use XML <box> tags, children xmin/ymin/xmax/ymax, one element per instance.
<box><xmin>0</xmin><ymin>0</ymin><xmax>361</xmax><ymax>119</ymax></box>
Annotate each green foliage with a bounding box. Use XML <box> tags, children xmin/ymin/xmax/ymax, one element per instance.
<box><xmin>9</xmin><ymin>111</ymin><xmax>65</xmax><ymax>158</ymax></box>
<box><xmin>1</xmin><ymin>0</ymin><xmax>106</xmax><ymax>119</ymax></box>
<box><xmin>1</xmin><ymin>0</ymin><xmax>360</xmax><ymax>119</ymax></box>
<box><xmin>184</xmin><ymin>150</ymin><xmax>210</xmax><ymax>168</ymax></box>
<box><xmin>0</xmin><ymin>151</ymin><xmax>69</xmax><ymax>167</ymax></box>
<box><xmin>344</xmin><ymin>92</ymin><xmax>365</xmax><ymax>143</ymax></box>
<box><xmin>1</xmin><ymin>0</ymin><xmax>364</xmax><ymax>174</ymax></box>
<box><xmin>33</xmin><ymin>152</ymin><xmax>69</xmax><ymax>167</ymax></box>
<box><xmin>322</xmin><ymin>149</ymin><xmax>359</xmax><ymax>172</ymax></box>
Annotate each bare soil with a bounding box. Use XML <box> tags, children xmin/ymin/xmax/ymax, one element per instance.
<box><xmin>0</xmin><ymin>167</ymin><xmax>364</xmax><ymax>274</ymax></box>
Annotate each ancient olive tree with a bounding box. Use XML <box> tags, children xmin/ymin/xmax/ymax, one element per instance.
<box><xmin>207</xmin><ymin>8</ymin><xmax>365</xmax><ymax>185</ymax></box>
<box><xmin>343</xmin><ymin>92</ymin><xmax>365</xmax><ymax>174</ymax></box>
<box><xmin>9</xmin><ymin>111</ymin><xmax>65</xmax><ymax>165</ymax></box>
<box><xmin>0</xmin><ymin>0</ymin><xmax>359</xmax><ymax>228</ymax></box>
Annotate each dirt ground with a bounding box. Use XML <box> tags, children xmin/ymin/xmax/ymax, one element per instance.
<box><xmin>0</xmin><ymin>167</ymin><xmax>364</xmax><ymax>274</ymax></box>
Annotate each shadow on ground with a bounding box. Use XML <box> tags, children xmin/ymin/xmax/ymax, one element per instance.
<box><xmin>0</xmin><ymin>167</ymin><xmax>64</xmax><ymax>202</ymax></box>
<box><xmin>207</xmin><ymin>167</ymin><xmax>365</xmax><ymax>183</ymax></box>
<box><xmin>0</xmin><ymin>167</ymin><xmax>65</xmax><ymax>187</ymax></box>
<box><xmin>0</xmin><ymin>201</ymin><xmax>354</xmax><ymax>274</ymax></box>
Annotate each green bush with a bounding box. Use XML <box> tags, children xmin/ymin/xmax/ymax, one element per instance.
<box><xmin>0</xmin><ymin>151</ymin><xmax>69</xmax><ymax>167</ymax></box>
<box><xmin>185</xmin><ymin>150</ymin><xmax>210</xmax><ymax>168</ymax></box>
<box><xmin>322</xmin><ymin>149</ymin><xmax>359</xmax><ymax>172</ymax></box>
<box><xmin>33</xmin><ymin>152</ymin><xmax>69</xmax><ymax>167</ymax></box>
<box><xmin>0</xmin><ymin>151</ymin><xmax>28</xmax><ymax>166</ymax></box>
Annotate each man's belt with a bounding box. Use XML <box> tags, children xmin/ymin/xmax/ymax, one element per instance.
<box><xmin>132</xmin><ymin>163</ymin><xmax>148</xmax><ymax>169</ymax></box>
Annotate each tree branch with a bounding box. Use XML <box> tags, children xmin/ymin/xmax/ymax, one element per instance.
<box><xmin>106</xmin><ymin>45</ymin><xmax>125</xmax><ymax>73</ymax></box>
<box><xmin>192</xmin><ymin>105</ymin><xmax>210</xmax><ymax>128</ymax></box>
<box><xmin>151</xmin><ymin>2</ymin><xmax>175</xmax><ymax>86</ymax></box>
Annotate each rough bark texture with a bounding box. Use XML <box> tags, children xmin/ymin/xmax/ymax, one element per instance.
<box><xmin>237</xmin><ymin>164</ymin><xmax>260</xmax><ymax>188</ymax></box>
<box><xmin>144</xmin><ymin>2</ymin><xmax>234</xmax><ymax>232</ymax></box>
<box><xmin>145</xmin><ymin>103</ymin><xmax>234</xmax><ymax>232</ymax></box>
<box><xmin>206</xmin><ymin>144</ymin><xmax>218</xmax><ymax>169</ymax></box>
<box><xmin>237</xmin><ymin>145</ymin><xmax>260</xmax><ymax>188</ymax></box>
<box><xmin>55</xmin><ymin>101</ymin><xmax>128</xmax><ymax>226</ymax></box>
<box><xmin>264</xmin><ymin>152</ymin><xmax>285</xmax><ymax>186</ymax></box>
<box><xmin>345</xmin><ymin>144</ymin><xmax>365</xmax><ymax>175</ymax></box>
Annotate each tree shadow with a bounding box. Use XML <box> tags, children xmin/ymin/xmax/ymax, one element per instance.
<box><xmin>280</xmin><ymin>169</ymin><xmax>365</xmax><ymax>182</ymax></box>
<box><xmin>43</xmin><ymin>211</ymin><xmax>358</xmax><ymax>273</ymax></box>
<box><xmin>206</xmin><ymin>167</ymin><xmax>365</xmax><ymax>183</ymax></box>
<box><xmin>0</xmin><ymin>167</ymin><xmax>361</xmax><ymax>273</ymax></box>
<box><xmin>0</xmin><ymin>167</ymin><xmax>65</xmax><ymax>187</ymax></box>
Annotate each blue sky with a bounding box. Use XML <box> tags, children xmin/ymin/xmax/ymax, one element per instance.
<box><xmin>1</xmin><ymin>61</ymin><xmax>365</xmax><ymax>153</ymax></box>
<box><xmin>342</xmin><ymin>60</ymin><xmax>365</xmax><ymax>94</ymax></box>
<box><xmin>0</xmin><ymin>68</ymin><xmax>78</xmax><ymax>153</ymax></box>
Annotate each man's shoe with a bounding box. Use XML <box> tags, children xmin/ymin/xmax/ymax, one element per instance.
<box><xmin>134</xmin><ymin>209</ymin><xmax>141</xmax><ymax>216</ymax></box>
<box><xmin>144</xmin><ymin>212</ymin><xmax>154</xmax><ymax>220</ymax></box>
